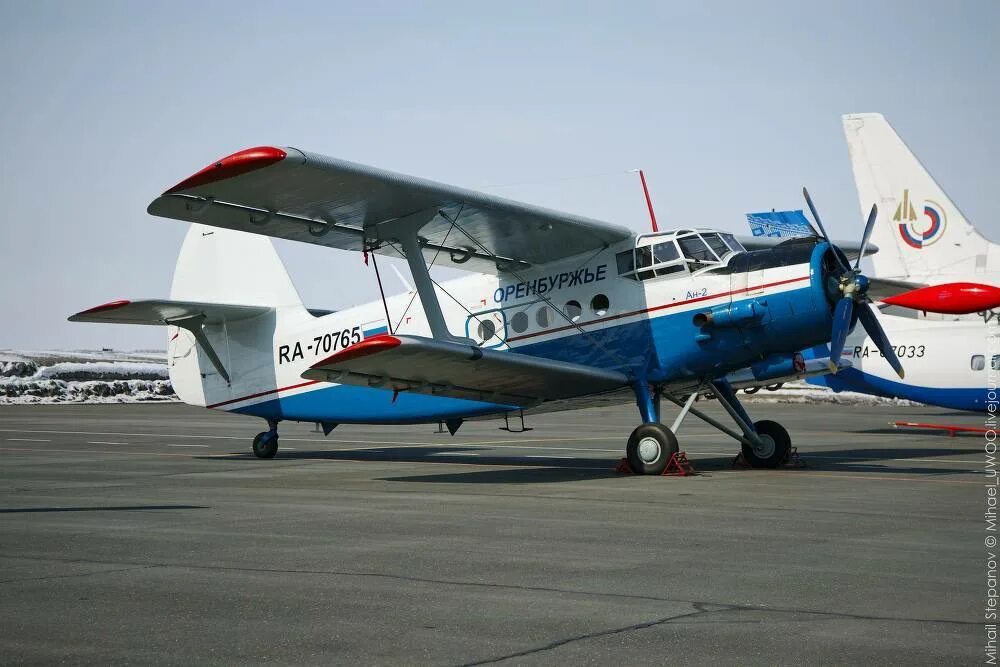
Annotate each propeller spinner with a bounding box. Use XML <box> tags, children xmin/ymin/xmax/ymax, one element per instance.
<box><xmin>802</xmin><ymin>187</ymin><xmax>905</xmax><ymax>379</ymax></box>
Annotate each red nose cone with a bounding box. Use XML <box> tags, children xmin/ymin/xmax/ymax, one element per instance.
<box><xmin>882</xmin><ymin>282</ymin><xmax>1000</xmax><ymax>314</ymax></box>
<box><xmin>165</xmin><ymin>146</ymin><xmax>286</xmax><ymax>194</ymax></box>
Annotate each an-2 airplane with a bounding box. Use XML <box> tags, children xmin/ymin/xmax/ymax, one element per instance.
<box><xmin>71</xmin><ymin>147</ymin><xmax>917</xmax><ymax>473</ymax></box>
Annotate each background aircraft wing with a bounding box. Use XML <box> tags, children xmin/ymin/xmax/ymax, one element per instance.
<box><xmin>302</xmin><ymin>334</ymin><xmax>630</xmax><ymax>407</ymax></box>
<box><xmin>736</xmin><ymin>234</ymin><xmax>877</xmax><ymax>263</ymax></box>
<box><xmin>737</xmin><ymin>209</ymin><xmax>877</xmax><ymax>262</ymax></box>
<box><xmin>68</xmin><ymin>299</ymin><xmax>270</xmax><ymax>325</ymax></box>
<box><xmin>148</xmin><ymin>147</ymin><xmax>634</xmax><ymax>274</ymax></box>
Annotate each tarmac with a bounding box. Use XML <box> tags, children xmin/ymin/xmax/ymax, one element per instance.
<box><xmin>0</xmin><ymin>400</ymin><xmax>989</xmax><ymax>664</ymax></box>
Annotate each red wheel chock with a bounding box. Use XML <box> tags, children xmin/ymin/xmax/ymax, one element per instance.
<box><xmin>615</xmin><ymin>452</ymin><xmax>695</xmax><ymax>476</ymax></box>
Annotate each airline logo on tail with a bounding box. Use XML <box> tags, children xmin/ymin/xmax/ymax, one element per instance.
<box><xmin>893</xmin><ymin>189</ymin><xmax>946</xmax><ymax>249</ymax></box>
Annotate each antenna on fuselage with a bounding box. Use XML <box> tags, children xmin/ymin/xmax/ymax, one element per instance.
<box><xmin>631</xmin><ymin>169</ymin><xmax>659</xmax><ymax>232</ymax></box>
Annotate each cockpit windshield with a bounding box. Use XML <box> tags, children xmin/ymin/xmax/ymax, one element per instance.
<box><xmin>678</xmin><ymin>235</ymin><xmax>716</xmax><ymax>263</ymax></box>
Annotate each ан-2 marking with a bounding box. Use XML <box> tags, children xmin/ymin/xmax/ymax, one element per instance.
<box><xmin>278</xmin><ymin>326</ymin><xmax>361</xmax><ymax>364</ymax></box>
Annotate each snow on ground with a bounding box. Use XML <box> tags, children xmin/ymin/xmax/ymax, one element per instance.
<box><xmin>0</xmin><ymin>350</ymin><xmax>175</xmax><ymax>404</ymax></box>
<box><xmin>0</xmin><ymin>348</ymin><xmax>911</xmax><ymax>408</ymax></box>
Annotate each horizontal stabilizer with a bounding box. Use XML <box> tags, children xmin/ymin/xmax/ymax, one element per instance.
<box><xmin>69</xmin><ymin>299</ymin><xmax>271</xmax><ymax>325</ymax></box>
<box><xmin>302</xmin><ymin>334</ymin><xmax>629</xmax><ymax>406</ymax></box>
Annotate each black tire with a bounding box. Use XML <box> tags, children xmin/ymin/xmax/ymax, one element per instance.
<box><xmin>252</xmin><ymin>431</ymin><xmax>278</xmax><ymax>459</ymax></box>
<box><xmin>743</xmin><ymin>386</ymin><xmax>760</xmax><ymax>394</ymax></box>
<box><xmin>741</xmin><ymin>420</ymin><xmax>791</xmax><ymax>468</ymax></box>
<box><xmin>626</xmin><ymin>423</ymin><xmax>679</xmax><ymax>475</ymax></box>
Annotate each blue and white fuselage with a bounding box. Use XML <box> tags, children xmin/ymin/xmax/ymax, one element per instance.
<box><xmin>166</xmin><ymin>230</ymin><xmax>836</xmax><ymax>423</ymax></box>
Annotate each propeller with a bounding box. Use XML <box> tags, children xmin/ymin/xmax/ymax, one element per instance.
<box><xmin>802</xmin><ymin>188</ymin><xmax>904</xmax><ymax>379</ymax></box>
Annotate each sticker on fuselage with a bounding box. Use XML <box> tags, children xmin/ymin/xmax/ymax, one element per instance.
<box><xmin>277</xmin><ymin>326</ymin><xmax>364</xmax><ymax>364</ymax></box>
<box><xmin>494</xmin><ymin>264</ymin><xmax>608</xmax><ymax>303</ymax></box>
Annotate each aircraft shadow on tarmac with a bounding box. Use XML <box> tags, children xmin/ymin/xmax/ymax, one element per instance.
<box><xmin>0</xmin><ymin>505</ymin><xmax>208</xmax><ymax>514</ymax></box>
<box><xmin>197</xmin><ymin>443</ymin><xmax>980</xmax><ymax>482</ymax></box>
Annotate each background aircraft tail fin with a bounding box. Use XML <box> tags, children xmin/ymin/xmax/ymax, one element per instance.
<box><xmin>842</xmin><ymin>113</ymin><xmax>994</xmax><ymax>280</ymax></box>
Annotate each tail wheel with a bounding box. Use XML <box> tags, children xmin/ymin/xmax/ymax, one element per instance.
<box><xmin>252</xmin><ymin>431</ymin><xmax>278</xmax><ymax>459</ymax></box>
<box><xmin>741</xmin><ymin>420</ymin><xmax>791</xmax><ymax>469</ymax></box>
<box><xmin>626</xmin><ymin>423</ymin><xmax>679</xmax><ymax>475</ymax></box>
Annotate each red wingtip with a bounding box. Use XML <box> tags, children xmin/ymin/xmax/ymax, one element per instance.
<box><xmin>76</xmin><ymin>299</ymin><xmax>131</xmax><ymax>316</ymax></box>
<box><xmin>311</xmin><ymin>334</ymin><xmax>401</xmax><ymax>368</ymax></box>
<box><xmin>165</xmin><ymin>146</ymin><xmax>286</xmax><ymax>194</ymax></box>
<box><xmin>882</xmin><ymin>282</ymin><xmax>1000</xmax><ymax>314</ymax></box>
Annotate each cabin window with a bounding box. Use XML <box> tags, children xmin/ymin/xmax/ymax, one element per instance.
<box><xmin>536</xmin><ymin>305</ymin><xmax>551</xmax><ymax>328</ymax></box>
<box><xmin>477</xmin><ymin>319</ymin><xmax>496</xmax><ymax>343</ymax></box>
<box><xmin>510</xmin><ymin>311</ymin><xmax>529</xmax><ymax>334</ymax></box>
<box><xmin>994</xmin><ymin>355</ymin><xmax>1000</xmax><ymax>371</ymax></box>
<box><xmin>591</xmin><ymin>294</ymin><xmax>610</xmax><ymax>316</ymax></box>
<box><xmin>565</xmin><ymin>300</ymin><xmax>583</xmax><ymax>322</ymax></box>
<box><xmin>972</xmin><ymin>354</ymin><xmax>985</xmax><ymax>371</ymax></box>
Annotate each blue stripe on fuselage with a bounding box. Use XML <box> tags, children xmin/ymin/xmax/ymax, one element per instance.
<box><xmin>230</xmin><ymin>282</ymin><xmax>826</xmax><ymax>423</ymax></box>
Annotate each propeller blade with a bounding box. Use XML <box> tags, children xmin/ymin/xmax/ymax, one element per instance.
<box><xmin>854</xmin><ymin>203</ymin><xmax>879</xmax><ymax>270</ymax></box>
<box><xmin>802</xmin><ymin>187</ymin><xmax>851</xmax><ymax>273</ymax></box>
<box><xmin>828</xmin><ymin>296</ymin><xmax>854</xmax><ymax>373</ymax></box>
<box><xmin>857</xmin><ymin>301</ymin><xmax>905</xmax><ymax>379</ymax></box>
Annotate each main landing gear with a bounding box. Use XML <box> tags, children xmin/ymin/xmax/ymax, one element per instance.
<box><xmin>251</xmin><ymin>419</ymin><xmax>280</xmax><ymax>459</ymax></box>
<box><xmin>625</xmin><ymin>379</ymin><xmax>791</xmax><ymax>474</ymax></box>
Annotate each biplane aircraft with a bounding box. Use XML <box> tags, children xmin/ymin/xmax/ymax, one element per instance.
<box><xmin>71</xmin><ymin>146</ymin><xmax>920</xmax><ymax>473</ymax></box>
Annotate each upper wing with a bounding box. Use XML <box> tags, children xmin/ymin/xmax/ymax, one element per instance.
<box><xmin>302</xmin><ymin>334</ymin><xmax>630</xmax><ymax>407</ymax></box>
<box><xmin>148</xmin><ymin>147</ymin><xmax>634</xmax><ymax>274</ymax></box>
<box><xmin>68</xmin><ymin>299</ymin><xmax>270</xmax><ymax>325</ymax></box>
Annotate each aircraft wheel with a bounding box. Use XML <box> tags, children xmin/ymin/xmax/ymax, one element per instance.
<box><xmin>252</xmin><ymin>431</ymin><xmax>278</xmax><ymax>459</ymax></box>
<box><xmin>741</xmin><ymin>420</ymin><xmax>790</xmax><ymax>469</ymax></box>
<box><xmin>626</xmin><ymin>423</ymin><xmax>679</xmax><ymax>475</ymax></box>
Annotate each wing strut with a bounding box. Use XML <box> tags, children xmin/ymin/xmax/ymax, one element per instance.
<box><xmin>166</xmin><ymin>314</ymin><xmax>231</xmax><ymax>384</ymax></box>
<box><xmin>374</xmin><ymin>210</ymin><xmax>473</xmax><ymax>344</ymax></box>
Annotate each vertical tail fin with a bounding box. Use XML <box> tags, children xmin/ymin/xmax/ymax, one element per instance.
<box><xmin>170</xmin><ymin>223</ymin><xmax>305</xmax><ymax>308</ymax></box>
<box><xmin>168</xmin><ymin>224</ymin><xmax>307</xmax><ymax>407</ymax></box>
<box><xmin>842</xmin><ymin>113</ymin><xmax>994</xmax><ymax>280</ymax></box>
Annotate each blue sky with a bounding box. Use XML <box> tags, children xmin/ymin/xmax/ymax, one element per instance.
<box><xmin>0</xmin><ymin>0</ymin><xmax>996</xmax><ymax>349</ymax></box>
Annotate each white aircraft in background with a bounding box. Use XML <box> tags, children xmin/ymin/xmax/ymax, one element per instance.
<box><xmin>750</xmin><ymin>113</ymin><xmax>998</xmax><ymax>411</ymax></box>
<box><xmin>843</xmin><ymin>113</ymin><xmax>1000</xmax><ymax>293</ymax></box>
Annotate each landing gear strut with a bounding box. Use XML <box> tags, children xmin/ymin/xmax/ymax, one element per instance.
<box><xmin>251</xmin><ymin>419</ymin><xmax>280</xmax><ymax>459</ymax></box>
<box><xmin>625</xmin><ymin>379</ymin><xmax>791</xmax><ymax>473</ymax></box>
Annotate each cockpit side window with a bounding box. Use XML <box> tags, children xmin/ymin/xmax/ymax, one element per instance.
<box><xmin>653</xmin><ymin>242</ymin><xmax>679</xmax><ymax>264</ymax></box>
